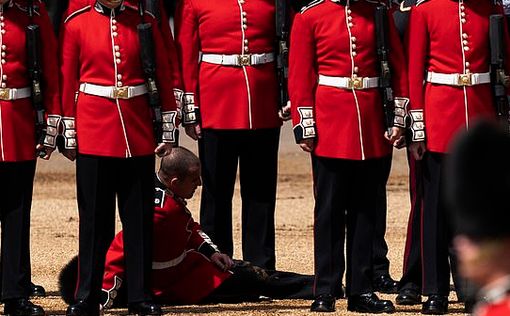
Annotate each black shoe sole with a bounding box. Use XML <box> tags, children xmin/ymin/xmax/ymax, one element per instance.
<box><xmin>347</xmin><ymin>305</ymin><xmax>396</xmax><ymax>314</ymax></box>
<box><xmin>396</xmin><ymin>297</ymin><xmax>422</xmax><ymax>306</ymax></box>
<box><xmin>422</xmin><ymin>309</ymin><xmax>447</xmax><ymax>315</ymax></box>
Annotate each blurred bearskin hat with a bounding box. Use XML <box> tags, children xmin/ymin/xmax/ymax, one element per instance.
<box><xmin>446</xmin><ymin>120</ymin><xmax>510</xmax><ymax>240</ymax></box>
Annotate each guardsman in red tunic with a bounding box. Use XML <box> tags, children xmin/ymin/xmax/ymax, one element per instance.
<box><xmin>175</xmin><ymin>0</ymin><xmax>283</xmax><ymax>270</ymax></box>
<box><xmin>406</xmin><ymin>0</ymin><xmax>510</xmax><ymax>313</ymax></box>
<box><xmin>0</xmin><ymin>0</ymin><xmax>59</xmax><ymax>315</ymax></box>
<box><xmin>101</xmin><ymin>148</ymin><xmax>232</xmax><ymax>306</ymax></box>
<box><xmin>289</xmin><ymin>0</ymin><xmax>408</xmax><ymax>312</ymax></box>
<box><xmin>59</xmin><ymin>0</ymin><xmax>178</xmax><ymax>315</ymax></box>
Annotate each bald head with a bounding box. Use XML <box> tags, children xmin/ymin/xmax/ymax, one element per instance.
<box><xmin>159</xmin><ymin>147</ymin><xmax>200</xmax><ymax>180</ymax></box>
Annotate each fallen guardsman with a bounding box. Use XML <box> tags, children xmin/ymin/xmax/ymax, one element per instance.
<box><xmin>59</xmin><ymin>147</ymin><xmax>313</xmax><ymax>308</ymax></box>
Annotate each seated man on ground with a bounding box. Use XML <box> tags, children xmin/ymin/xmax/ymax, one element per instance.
<box><xmin>59</xmin><ymin>147</ymin><xmax>313</xmax><ymax>307</ymax></box>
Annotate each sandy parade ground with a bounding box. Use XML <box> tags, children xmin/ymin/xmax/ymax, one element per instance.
<box><xmin>27</xmin><ymin>125</ymin><xmax>467</xmax><ymax>316</ymax></box>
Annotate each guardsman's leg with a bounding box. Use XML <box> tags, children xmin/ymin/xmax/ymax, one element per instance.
<box><xmin>117</xmin><ymin>155</ymin><xmax>155</xmax><ymax>304</ymax></box>
<box><xmin>74</xmin><ymin>155</ymin><xmax>116</xmax><ymax>315</ymax></box>
<box><xmin>199</xmin><ymin>129</ymin><xmax>240</xmax><ymax>257</ymax></box>
<box><xmin>239</xmin><ymin>128</ymin><xmax>280</xmax><ymax>270</ymax></box>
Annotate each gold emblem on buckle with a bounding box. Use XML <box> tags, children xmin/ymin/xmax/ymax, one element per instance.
<box><xmin>237</xmin><ymin>54</ymin><xmax>252</xmax><ymax>66</ymax></box>
<box><xmin>0</xmin><ymin>88</ymin><xmax>10</xmax><ymax>100</ymax></box>
<box><xmin>458</xmin><ymin>74</ymin><xmax>472</xmax><ymax>86</ymax></box>
<box><xmin>348</xmin><ymin>77</ymin><xmax>364</xmax><ymax>89</ymax></box>
<box><xmin>112</xmin><ymin>86</ymin><xmax>129</xmax><ymax>99</ymax></box>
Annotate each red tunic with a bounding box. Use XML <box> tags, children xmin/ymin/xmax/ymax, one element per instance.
<box><xmin>59</xmin><ymin>2</ymin><xmax>177</xmax><ymax>158</ymax></box>
<box><xmin>476</xmin><ymin>298</ymin><xmax>510</xmax><ymax>316</ymax></box>
<box><xmin>175</xmin><ymin>0</ymin><xmax>282</xmax><ymax>130</ymax></box>
<box><xmin>102</xmin><ymin>181</ymin><xmax>231</xmax><ymax>306</ymax></box>
<box><xmin>0</xmin><ymin>0</ymin><xmax>60</xmax><ymax>162</ymax></box>
<box><xmin>406</xmin><ymin>0</ymin><xmax>510</xmax><ymax>153</ymax></box>
<box><xmin>289</xmin><ymin>0</ymin><xmax>409</xmax><ymax>160</ymax></box>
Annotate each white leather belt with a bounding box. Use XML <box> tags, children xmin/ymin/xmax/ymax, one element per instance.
<box><xmin>152</xmin><ymin>251</ymin><xmax>187</xmax><ymax>270</ymax></box>
<box><xmin>318</xmin><ymin>74</ymin><xmax>380</xmax><ymax>90</ymax></box>
<box><xmin>79</xmin><ymin>83</ymin><xmax>148</xmax><ymax>100</ymax></box>
<box><xmin>0</xmin><ymin>87</ymin><xmax>31</xmax><ymax>101</ymax></box>
<box><xmin>426</xmin><ymin>71</ymin><xmax>491</xmax><ymax>86</ymax></box>
<box><xmin>201</xmin><ymin>52</ymin><xmax>275</xmax><ymax>67</ymax></box>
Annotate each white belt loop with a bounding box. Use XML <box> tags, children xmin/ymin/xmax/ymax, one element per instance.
<box><xmin>152</xmin><ymin>251</ymin><xmax>188</xmax><ymax>270</ymax></box>
<box><xmin>79</xmin><ymin>83</ymin><xmax>148</xmax><ymax>100</ymax></box>
<box><xmin>0</xmin><ymin>87</ymin><xmax>31</xmax><ymax>101</ymax></box>
<box><xmin>318</xmin><ymin>74</ymin><xmax>380</xmax><ymax>90</ymax></box>
<box><xmin>426</xmin><ymin>71</ymin><xmax>491</xmax><ymax>86</ymax></box>
<box><xmin>201</xmin><ymin>52</ymin><xmax>275</xmax><ymax>67</ymax></box>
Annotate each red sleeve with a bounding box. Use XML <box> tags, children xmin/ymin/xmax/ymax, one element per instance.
<box><xmin>187</xmin><ymin>218</ymin><xmax>219</xmax><ymax>258</ymax></box>
<box><xmin>289</xmin><ymin>13</ymin><xmax>317</xmax><ymax>143</ymax></box>
<box><xmin>37</xmin><ymin>2</ymin><xmax>61</xmax><ymax>117</ymax></box>
<box><xmin>387</xmin><ymin>9</ymin><xmax>409</xmax><ymax>128</ymax></box>
<box><xmin>175</xmin><ymin>0</ymin><xmax>200</xmax><ymax>126</ymax></box>
<box><xmin>406</xmin><ymin>6</ymin><xmax>427</xmax><ymax>142</ymax></box>
<box><xmin>58</xmin><ymin>16</ymin><xmax>79</xmax><ymax>149</ymax></box>
<box><xmin>149</xmin><ymin>15</ymin><xmax>179</xmax><ymax>141</ymax></box>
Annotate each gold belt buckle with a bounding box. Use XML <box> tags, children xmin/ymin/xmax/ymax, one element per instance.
<box><xmin>237</xmin><ymin>54</ymin><xmax>252</xmax><ymax>66</ymax></box>
<box><xmin>348</xmin><ymin>77</ymin><xmax>364</xmax><ymax>89</ymax></box>
<box><xmin>0</xmin><ymin>88</ymin><xmax>10</xmax><ymax>100</ymax></box>
<box><xmin>458</xmin><ymin>74</ymin><xmax>472</xmax><ymax>86</ymax></box>
<box><xmin>113</xmin><ymin>86</ymin><xmax>129</xmax><ymax>99</ymax></box>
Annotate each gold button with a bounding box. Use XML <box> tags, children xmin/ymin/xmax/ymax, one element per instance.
<box><xmin>112</xmin><ymin>25</ymin><xmax>117</xmax><ymax>31</ymax></box>
<box><xmin>112</xmin><ymin>19</ymin><xmax>117</xmax><ymax>24</ymax></box>
<box><xmin>244</xmin><ymin>39</ymin><xmax>249</xmax><ymax>44</ymax></box>
<box><xmin>463</xmin><ymin>46</ymin><xmax>469</xmax><ymax>51</ymax></box>
<box><xmin>351</xmin><ymin>37</ymin><xmax>357</xmax><ymax>43</ymax></box>
<box><xmin>354</xmin><ymin>66</ymin><xmax>359</xmax><ymax>73</ymax></box>
<box><xmin>1</xmin><ymin>59</ymin><xmax>5</xmax><ymax>64</ymax></box>
<box><xmin>352</xmin><ymin>52</ymin><xmax>357</xmax><ymax>57</ymax></box>
<box><xmin>462</xmin><ymin>33</ymin><xmax>468</xmax><ymax>39</ymax></box>
<box><xmin>0</xmin><ymin>16</ymin><xmax>4</xmax><ymax>21</ymax></box>
<box><xmin>1</xmin><ymin>83</ymin><xmax>6</xmax><ymax>88</ymax></box>
<box><xmin>243</xmin><ymin>18</ymin><xmax>247</xmax><ymax>23</ymax></box>
<box><xmin>461</xmin><ymin>18</ymin><xmax>466</xmax><ymax>23</ymax></box>
<box><xmin>115</xmin><ymin>52</ymin><xmax>121</xmax><ymax>57</ymax></box>
<box><xmin>113</xmin><ymin>32</ymin><xmax>118</xmax><ymax>37</ymax></box>
<box><xmin>347</xmin><ymin>9</ymin><xmax>352</xmax><ymax>14</ymax></box>
<box><xmin>348</xmin><ymin>22</ymin><xmax>353</xmax><ymax>28</ymax></box>
<box><xmin>465</xmin><ymin>62</ymin><xmax>470</xmax><ymax>67</ymax></box>
<box><xmin>1</xmin><ymin>30</ymin><xmax>6</xmax><ymax>34</ymax></box>
<box><xmin>1</xmin><ymin>52</ymin><xmax>5</xmax><ymax>58</ymax></box>
<box><xmin>117</xmin><ymin>74</ymin><xmax>122</xmax><ymax>80</ymax></box>
<box><xmin>243</xmin><ymin>24</ymin><xmax>247</xmax><ymax>30</ymax></box>
<box><xmin>0</xmin><ymin>23</ymin><xmax>4</xmax><ymax>27</ymax></box>
<box><xmin>117</xmin><ymin>82</ymin><xmax>123</xmax><ymax>87</ymax></box>
<box><xmin>242</xmin><ymin>12</ymin><xmax>247</xmax><ymax>17</ymax></box>
<box><xmin>352</xmin><ymin>44</ymin><xmax>356</xmax><ymax>49</ymax></box>
<box><xmin>461</xmin><ymin>12</ymin><xmax>466</xmax><ymax>17</ymax></box>
<box><xmin>114</xmin><ymin>45</ymin><xmax>120</xmax><ymax>51</ymax></box>
<box><xmin>463</xmin><ymin>40</ymin><xmax>468</xmax><ymax>45</ymax></box>
<box><xmin>2</xmin><ymin>75</ymin><xmax>7</xmax><ymax>80</ymax></box>
<box><xmin>1</xmin><ymin>45</ymin><xmax>6</xmax><ymax>50</ymax></box>
<box><xmin>244</xmin><ymin>46</ymin><xmax>249</xmax><ymax>52</ymax></box>
<box><xmin>466</xmin><ymin>69</ymin><xmax>470</xmax><ymax>74</ymax></box>
<box><xmin>116</xmin><ymin>58</ymin><xmax>121</xmax><ymax>64</ymax></box>
<box><xmin>348</xmin><ymin>16</ymin><xmax>353</xmax><ymax>21</ymax></box>
<box><xmin>460</xmin><ymin>5</ymin><xmax>465</xmax><ymax>10</ymax></box>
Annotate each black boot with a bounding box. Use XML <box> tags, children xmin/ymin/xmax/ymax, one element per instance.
<box><xmin>310</xmin><ymin>294</ymin><xmax>336</xmax><ymax>312</ymax></box>
<box><xmin>422</xmin><ymin>295</ymin><xmax>448</xmax><ymax>315</ymax></box>
<box><xmin>29</xmin><ymin>283</ymin><xmax>46</xmax><ymax>298</ymax></box>
<box><xmin>66</xmin><ymin>300</ymin><xmax>99</xmax><ymax>316</ymax></box>
<box><xmin>347</xmin><ymin>292</ymin><xmax>395</xmax><ymax>313</ymax></box>
<box><xmin>373</xmin><ymin>275</ymin><xmax>399</xmax><ymax>294</ymax></box>
<box><xmin>4</xmin><ymin>298</ymin><xmax>45</xmax><ymax>316</ymax></box>
<box><xmin>396</xmin><ymin>288</ymin><xmax>422</xmax><ymax>305</ymax></box>
<box><xmin>127</xmin><ymin>301</ymin><xmax>162</xmax><ymax>316</ymax></box>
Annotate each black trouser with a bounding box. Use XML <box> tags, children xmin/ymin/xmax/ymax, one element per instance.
<box><xmin>399</xmin><ymin>150</ymin><xmax>423</xmax><ymax>293</ymax></box>
<box><xmin>422</xmin><ymin>152</ymin><xmax>457</xmax><ymax>296</ymax></box>
<box><xmin>373</xmin><ymin>155</ymin><xmax>392</xmax><ymax>279</ymax></box>
<box><xmin>75</xmin><ymin>155</ymin><xmax>154</xmax><ymax>310</ymax></box>
<box><xmin>0</xmin><ymin>160</ymin><xmax>36</xmax><ymax>300</ymax></box>
<box><xmin>312</xmin><ymin>156</ymin><xmax>382</xmax><ymax>297</ymax></box>
<box><xmin>199</xmin><ymin>128</ymin><xmax>280</xmax><ymax>270</ymax></box>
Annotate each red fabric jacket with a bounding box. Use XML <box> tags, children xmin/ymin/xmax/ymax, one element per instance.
<box><xmin>0</xmin><ymin>0</ymin><xmax>60</xmax><ymax>162</ymax></box>
<box><xmin>102</xmin><ymin>178</ymin><xmax>231</xmax><ymax>306</ymax></box>
<box><xmin>175</xmin><ymin>0</ymin><xmax>282</xmax><ymax>130</ymax></box>
<box><xmin>289</xmin><ymin>0</ymin><xmax>408</xmax><ymax>160</ymax></box>
<box><xmin>407</xmin><ymin>0</ymin><xmax>510</xmax><ymax>153</ymax></box>
<box><xmin>59</xmin><ymin>2</ymin><xmax>177</xmax><ymax>158</ymax></box>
